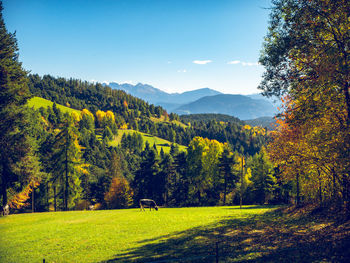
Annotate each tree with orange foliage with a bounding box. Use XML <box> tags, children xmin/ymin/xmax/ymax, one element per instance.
<box><xmin>104</xmin><ymin>151</ymin><xmax>133</xmax><ymax>209</ymax></box>
<box><xmin>9</xmin><ymin>151</ymin><xmax>44</xmax><ymax>211</ymax></box>
<box><xmin>260</xmin><ymin>0</ymin><xmax>350</xmax><ymax>209</ymax></box>
<box><xmin>104</xmin><ymin>176</ymin><xmax>133</xmax><ymax>209</ymax></box>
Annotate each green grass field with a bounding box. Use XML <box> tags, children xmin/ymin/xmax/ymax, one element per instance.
<box><xmin>109</xmin><ymin>129</ymin><xmax>187</xmax><ymax>153</ymax></box>
<box><xmin>0</xmin><ymin>206</ymin><xmax>272</xmax><ymax>263</ymax></box>
<box><xmin>1</xmin><ymin>205</ymin><xmax>348</xmax><ymax>263</ymax></box>
<box><xmin>27</xmin><ymin>97</ymin><xmax>81</xmax><ymax>115</ymax></box>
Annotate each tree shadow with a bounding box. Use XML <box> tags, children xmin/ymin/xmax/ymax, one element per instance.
<box><xmin>98</xmin><ymin>207</ymin><xmax>350</xmax><ymax>263</ymax></box>
<box><xmin>223</xmin><ymin>205</ymin><xmax>277</xmax><ymax>210</ymax></box>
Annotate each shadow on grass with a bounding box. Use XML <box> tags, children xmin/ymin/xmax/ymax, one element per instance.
<box><xmin>223</xmin><ymin>205</ymin><xmax>276</xmax><ymax>210</ymax></box>
<box><xmin>157</xmin><ymin>143</ymin><xmax>170</xmax><ymax>147</ymax></box>
<box><xmin>99</xmin><ymin>207</ymin><xmax>350</xmax><ymax>263</ymax></box>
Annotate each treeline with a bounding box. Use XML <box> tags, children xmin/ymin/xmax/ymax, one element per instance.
<box><xmin>180</xmin><ymin>113</ymin><xmax>244</xmax><ymax>124</ymax></box>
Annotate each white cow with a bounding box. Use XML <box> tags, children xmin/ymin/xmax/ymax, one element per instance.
<box><xmin>1</xmin><ymin>204</ymin><xmax>9</xmax><ymax>216</ymax></box>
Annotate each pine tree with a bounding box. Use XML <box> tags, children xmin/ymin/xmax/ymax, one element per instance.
<box><xmin>0</xmin><ymin>2</ymin><xmax>31</xmax><ymax>207</ymax></box>
<box><xmin>218</xmin><ymin>148</ymin><xmax>238</xmax><ymax>205</ymax></box>
<box><xmin>249</xmin><ymin>149</ymin><xmax>276</xmax><ymax>205</ymax></box>
<box><xmin>50</xmin><ymin>115</ymin><xmax>84</xmax><ymax>210</ymax></box>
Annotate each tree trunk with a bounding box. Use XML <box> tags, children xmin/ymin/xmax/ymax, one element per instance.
<box><xmin>32</xmin><ymin>181</ymin><xmax>35</xmax><ymax>213</ymax></box>
<box><xmin>1</xmin><ymin>178</ymin><xmax>7</xmax><ymax>206</ymax></box>
<box><xmin>197</xmin><ymin>188</ymin><xmax>201</xmax><ymax>205</ymax></box>
<box><xmin>54</xmin><ymin>185</ymin><xmax>57</xmax><ymax>212</ymax></box>
<box><xmin>296</xmin><ymin>173</ymin><xmax>300</xmax><ymax>206</ymax></box>
<box><xmin>318</xmin><ymin>170</ymin><xmax>322</xmax><ymax>206</ymax></box>
<box><xmin>343</xmin><ymin>82</ymin><xmax>350</xmax><ymax>125</ymax></box>
<box><xmin>1</xmin><ymin>161</ymin><xmax>8</xmax><ymax>206</ymax></box>
<box><xmin>64</xmin><ymin>142</ymin><xmax>68</xmax><ymax>211</ymax></box>
<box><xmin>46</xmin><ymin>182</ymin><xmax>49</xmax><ymax>211</ymax></box>
<box><xmin>223</xmin><ymin>173</ymin><xmax>227</xmax><ymax>206</ymax></box>
<box><xmin>240</xmin><ymin>156</ymin><xmax>244</xmax><ymax>209</ymax></box>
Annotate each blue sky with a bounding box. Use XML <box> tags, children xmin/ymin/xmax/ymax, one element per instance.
<box><xmin>3</xmin><ymin>0</ymin><xmax>272</xmax><ymax>94</ymax></box>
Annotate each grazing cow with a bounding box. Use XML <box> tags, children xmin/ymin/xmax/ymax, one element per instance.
<box><xmin>0</xmin><ymin>204</ymin><xmax>10</xmax><ymax>216</ymax></box>
<box><xmin>139</xmin><ymin>199</ymin><xmax>158</xmax><ymax>211</ymax></box>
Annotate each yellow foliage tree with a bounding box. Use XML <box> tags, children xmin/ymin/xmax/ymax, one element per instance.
<box><xmin>71</xmin><ymin>111</ymin><xmax>80</xmax><ymax>122</ymax></box>
<box><xmin>81</xmin><ymin>108</ymin><xmax>94</xmax><ymax>120</ymax></box>
<box><xmin>95</xmin><ymin>110</ymin><xmax>106</xmax><ymax>124</ymax></box>
<box><xmin>105</xmin><ymin>110</ymin><xmax>115</xmax><ymax>122</ymax></box>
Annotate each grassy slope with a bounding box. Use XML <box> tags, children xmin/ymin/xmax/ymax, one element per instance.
<box><xmin>28</xmin><ymin>97</ymin><xmax>187</xmax><ymax>153</ymax></box>
<box><xmin>27</xmin><ymin>96</ymin><xmax>81</xmax><ymax>115</ymax></box>
<box><xmin>0</xmin><ymin>206</ymin><xmax>273</xmax><ymax>263</ymax></box>
<box><xmin>150</xmin><ymin>116</ymin><xmax>188</xmax><ymax>129</ymax></box>
<box><xmin>1</xmin><ymin>205</ymin><xmax>348</xmax><ymax>262</ymax></box>
<box><xmin>109</xmin><ymin>129</ymin><xmax>187</xmax><ymax>153</ymax></box>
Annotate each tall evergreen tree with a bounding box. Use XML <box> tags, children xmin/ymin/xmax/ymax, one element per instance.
<box><xmin>0</xmin><ymin>2</ymin><xmax>31</xmax><ymax>207</ymax></box>
<box><xmin>249</xmin><ymin>149</ymin><xmax>276</xmax><ymax>205</ymax></box>
<box><xmin>50</xmin><ymin>115</ymin><xmax>84</xmax><ymax>210</ymax></box>
<box><xmin>218</xmin><ymin>148</ymin><xmax>238</xmax><ymax>205</ymax></box>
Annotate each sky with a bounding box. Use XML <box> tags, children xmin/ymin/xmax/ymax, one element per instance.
<box><xmin>3</xmin><ymin>0</ymin><xmax>272</xmax><ymax>95</ymax></box>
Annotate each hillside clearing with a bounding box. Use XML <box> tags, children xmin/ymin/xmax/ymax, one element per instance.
<box><xmin>27</xmin><ymin>96</ymin><xmax>81</xmax><ymax>115</ymax></box>
<box><xmin>1</xmin><ymin>205</ymin><xmax>349</xmax><ymax>262</ymax></box>
<box><xmin>109</xmin><ymin>129</ymin><xmax>187</xmax><ymax>153</ymax></box>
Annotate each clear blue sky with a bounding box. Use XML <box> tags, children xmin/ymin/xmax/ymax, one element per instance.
<box><xmin>3</xmin><ymin>0</ymin><xmax>272</xmax><ymax>94</ymax></box>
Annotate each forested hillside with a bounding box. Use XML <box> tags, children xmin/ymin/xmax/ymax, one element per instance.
<box><xmin>27</xmin><ymin>74</ymin><xmax>267</xmax><ymax>155</ymax></box>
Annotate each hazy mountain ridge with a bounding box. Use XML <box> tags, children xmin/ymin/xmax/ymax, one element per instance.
<box><xmin>106</xmin><ymin>82</ymin><xmax>278</xmax><ymax>119</ymax></box>
<box><xmin>174</xmin><ymin>94</ymin><xmax>277</xmax><ymax>120</ymax></box>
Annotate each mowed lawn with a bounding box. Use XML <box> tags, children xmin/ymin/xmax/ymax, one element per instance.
<box><xmin>1</xmin><ymin>205</ymin><xmax>349</xmax><ymax>262</ymax></box>
<box><xmin>0</xmin><ymin>206</ymin><xmax>272</xmax><ymax>263</ymax></box>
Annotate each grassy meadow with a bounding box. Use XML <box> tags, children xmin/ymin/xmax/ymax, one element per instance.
<box><xmin>1</xmin><ymin>205</ymin><xmax>348</xmax><ymax>263</ymax></box>
<box><xmin>109</xmin><ymin>129</ymin><xmax>187</xmax><ymax>154</ymax></box>
<box><xmin>27</xmin><ymin>97</ymin><xmax>81</xmax><ymax>115</ymax></box>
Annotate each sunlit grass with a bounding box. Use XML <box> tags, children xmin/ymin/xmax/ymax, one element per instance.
<box><xmin>0</xmin><ymin>206</ymin><xmax>273</xmax><ymax>263</ymax></box>
<box><xmin>27</xmin><ymin>96</ymin><xmax>81</xmax><ymax>115</ymax></box>
<box><xmin>109</xmin><ymin>129</ymin><xmax>187</xmax><ymax>153</ymax></box>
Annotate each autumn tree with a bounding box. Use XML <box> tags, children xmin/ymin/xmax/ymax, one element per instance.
<box><xmin>104</xmin><ymin>176</ymin><xmax>133</xmax><ymax>209</ymax></box>
<box><xmin>260</xmin><ymin>0</ymin><xmax>350</xmax><ymax>208</ymax></box>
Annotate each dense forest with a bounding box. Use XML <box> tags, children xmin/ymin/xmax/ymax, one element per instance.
<box><xmin>1</xmin><ymin>0</ymin><xmax>349</xmax><ymax>215</ymax></box>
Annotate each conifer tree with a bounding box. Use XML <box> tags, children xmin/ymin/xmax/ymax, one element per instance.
<box><xmin>50</xmin><ymin>114</ymin><xmax>84</xmax><ymax>210</ymax></box>
<box><xmin>218</xmin><ymin>148</ymin><xmax>238</xmax><ymax>205</ymax></box>
<box><xmin>0</xmin><ymin>2</ymin><xmax>31</xmax><ymax>207</ymax></box>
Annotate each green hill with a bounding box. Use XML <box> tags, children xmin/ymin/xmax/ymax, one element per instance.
<box><xmin>110</xmin><ymin>129</ymin><xmax>187</xmax><ymax>153</ymax></box>
<box><xmin>27</xmin><ymin>96</ymin><xmax>80</xmax><ymax>115</ymax></box>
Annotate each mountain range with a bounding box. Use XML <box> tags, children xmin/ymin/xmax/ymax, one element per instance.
<box><xmin>106</xmin><ymin>82</ymin><xmax>278</xmax><ymax>120</ymax></box>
